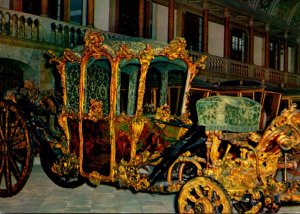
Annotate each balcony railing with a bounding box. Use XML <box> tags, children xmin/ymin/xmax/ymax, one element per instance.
<box><xmin>0</xmin><ymin>8</ymin><xmax>299</xmax><ymax>88</ymax></box>
<box><xmin>190</xmin><ymin>51</ymin><xmax>300</xmax><ymax>88</ymax></box>
<box><xmin>0</xmin><ymin>8</ymin><xmax>127</xmax><ymax>51</ymax></box>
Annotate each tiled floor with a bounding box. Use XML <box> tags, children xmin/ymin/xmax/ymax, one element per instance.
<box><xmin>0</xmin><ymin>158</ymin><xmax>300</xmax><ymax>213</ymax></box>
<box><xmin>0</xmin><ymin>160</ymin><xmax>176</xmax><ymax>213</ymax></box>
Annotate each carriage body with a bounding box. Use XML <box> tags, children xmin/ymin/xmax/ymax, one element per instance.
<box><xmin>47</xmin><ymin>31</ymin><xmax>207</xmax><ymax>190</ymax></box>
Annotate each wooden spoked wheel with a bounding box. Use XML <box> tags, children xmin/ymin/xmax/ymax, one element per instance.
<box><xmin>0</xmin><ymin>101</ymin><xmax>34</xmax><ymax>197</ymax></box>
<box><xmin>178</xmin><ymin>176</ymin><xmax>232</xmax><ymax>213</ymax></box>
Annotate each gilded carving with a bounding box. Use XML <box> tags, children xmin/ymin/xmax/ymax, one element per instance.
<box><xmin>85</xmin><ymin>99</ymin><xmax>104</xmax><ymax>122</ymax></box>
<box><xmin>159</xmin><ymin>37</ymin><xmax>188</xmax><ymax>60</ymax></box>
<box><xmin>154</xmin><ymin>104</ymin><xmax>174</xmax><ymax>129</ymax></box>
<box><xmin>83</xmin><ymin>31</ymin><xmax>105</xmax><ymax>55</ymax></box>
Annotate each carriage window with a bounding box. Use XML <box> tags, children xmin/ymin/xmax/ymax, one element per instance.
<box><xmin>144</xmin><ymin>68</ymin><xmax>161</xmax><ymax>114</ymax></box>
<box><xmin>85</xmin><ymin>59</ymin><xmax>111</xmax><ymax>116</ymax></box>
<box><xmin>120</xmin><ymin>73</ymin><xmax>129</xmax><ymax>114</ymax></box>
<box><xmin>168</xmin><ymin>70</ymin><xmax>186</xmax><ymax>116</ymax></box>
<box><xmin>263</xmin><ymin>93</ymin><xmax>281</xmax><ymax>121</ymax></box>
<box><xmin>65</xmin><ymin>62</ymin><xmax>80</xmax><ymax>112</ymax></box>
<box><xmin>279</xmin><ymin>99</ymin><xmax>289</xmax><ymax>114</ymax></box>
<box><xmin>168</xmin><ymin>87</ymin><xmax>184</xmax><ymax>116</ymax></box>
<box><xmin>254</xmin><ymin>92</ymin><xmax>263</xmax><ymax>104</ymax></box>
<box><xmin>241</xmin><ymin>92</ymin><xmax>254</xmax><ymax>100</ymax></box>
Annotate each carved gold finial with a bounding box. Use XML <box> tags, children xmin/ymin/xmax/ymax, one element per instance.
<box><xmin>195</xmin><ymin>55</ymin><xmax>207</xmax><ymax>70</ymax></box>
<box><xmin>84</xmin><ymin>31</ymin><xmax>105</xmax><ymax>53</ymax></box>
<box><xmin>139</xmin><ymin>44</ymin><xmax>155</xmax><ymax>66</ymax></box>
<box><xmin>160</xmin><ymin>37</ymin><xmax>188</xmax><ymax>60</ymax></box>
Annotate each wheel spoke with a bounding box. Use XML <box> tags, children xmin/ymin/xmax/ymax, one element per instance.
<box><xmin>8</xmin><ymin>153</ymin><xmax>21</xmax><ymax>180</ymax></box>
<box><xmin>4</xmin><ymin>156</ymin><xmax>12</xmax><ymax>194</ymax></box>
<box><xmin>195</xmin><ymin>186</ymin><xmax>204</xmax><ymax>198</ymax></box>
<box><xmin>0</xmin><ymin>155</ymin><xmax>5</xmax><ymax>186</ymax></box>
<box><xmin>0</xmin><ymin>112</ymin><xmax>5</xmax><ymax>141</ymax></box>
<box><xmin>4</xmin><ymin>110</ymin><xmax>9</xmax><ymax>140</ymax></box>
<box><xmin>10</xmin><ymin>149</ymin><xmax>26</xmax><ymax>163</ymax></box>
<box><xmin>9</xmin><ymin>119</ymin><xmax>20</xmax><ymax>141</ymax></box>
<box><xmin>12</xmin><ymin>140</ymin><xmax>28</xmax><ymax>150</ymax></box>
<box><xmin>187</xmin><ymin>193</ymin><xmax>198</xmax><ymax>203</ymax></box>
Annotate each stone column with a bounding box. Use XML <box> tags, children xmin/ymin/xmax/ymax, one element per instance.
<box><xmin>284</xmin><ymin>31</ymin><xmax>289</xmax><ymax>72</ymax></box>
<box><xmin>87</xmin><ymin>0</ymin><xmax>94</xmax><ymax>27</ymax></box>
<box><xmin>203</xmin><ymin>0</ymin><xmax>209</xmax><ymax>53</ymax></box>
<box><xmin>223</xmin><ymin>8</ymin><xmax>230</xmax><ymax>58</ymax></box>
<box><xmin>138</xmin><ymin>0</ymin><xmax>145</xmax><ymax>37</ymax></box>
<box><xmin>40</xmin><ymin>0</ymin><xmax>49</xmax><ymax>17</ymax></box>
<box><xmin>168</xmin><ymin>0</ymin><xmax>174</xmax><ymax>42</ymax></box>
<box><xmin>248</xmin><ymin>17</ymin><xmax>254</xmax><ymax>64</ymax></box>
<box><xmin>264</xmin><ymin>24</ymin><xmax>270</xmax><ymax>68</ymax></box>
<box><xmin>63</xmin><ymin>0</ymin><xmax>70</xmax><ymax>22</ymax></box>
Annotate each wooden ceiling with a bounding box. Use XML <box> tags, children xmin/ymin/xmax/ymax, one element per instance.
<box><xmin>168</xmin><ymin>0</ymin><xmax>300</xmax><ymax>44</ymax></box>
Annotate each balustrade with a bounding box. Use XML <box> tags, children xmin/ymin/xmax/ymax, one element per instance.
<box><xmin>0</xmin><ymin>8</ymin><xmax>93</xmax><ymax>49</ymax></box>
<box><xmin>253</xmin><ymin>66</ymin><xmax>266</xmax><ymax>81</ymax></box>
<box><xmin>189</xmin><ymin>51</ymin><xmax>299</xmax><ymax>88</ymax></box>
<box><xmin>229</xmin><ymin>60</ymin><xmax>249</xmax><ymax>78</ymax></box>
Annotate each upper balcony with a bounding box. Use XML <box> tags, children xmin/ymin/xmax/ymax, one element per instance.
<box><xmin>0</xmin><ymin>8</ymin><xmax>298</xmax><ymax>89</ymax></box>
<box><xmin>189</xmin><ymin>52</ymin><xmax>299</xmax><ymax>89</ymax></box>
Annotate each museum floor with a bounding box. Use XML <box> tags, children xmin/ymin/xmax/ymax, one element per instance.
<box><xmin>0</xmin><ymin>158</ymin><xmax>300</xmax><ymax>213</ymax></box>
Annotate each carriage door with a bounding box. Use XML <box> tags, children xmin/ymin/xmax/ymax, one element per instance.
<box><xmin>81</xmin><ymin>57</ymin><xmax>111</xmax><ymax>176</ymax></box>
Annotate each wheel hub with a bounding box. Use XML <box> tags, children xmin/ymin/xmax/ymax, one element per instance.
<box><xmin>194</xmin><ymin>204</ymin><xmax>204</xmax><ymax>213</ymax></box>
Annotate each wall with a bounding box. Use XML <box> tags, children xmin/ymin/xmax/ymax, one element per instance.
<box><xmin>254</xmin><ymin>36</ymin><xmax>264</xmax><ymax>66</ymax></box>
<box><xmin>94</xmin><ymin>0</ymin><xmax>110</xmax><ymax>31</ymax></box>
<box><xmin>208</xmin><ymin>21</ymin><xmax>224</xmax><ymax>57</ymax></box>
<box><xmin>0</xmin><ymin>0</ymin><xmax>9</xmax><ymax>9</ymax></box>
<box><xmin>0</xmin><ymin>44</ymin><xmax>54</xmax><ymax>90</ymax></box>
<box><xmin>153</xmin><ymin>3</ymin><xmax>167</xmax><ymax>42</ymax></box>
<box><xmin>152</xmin><ymin>3</ymin><xmax>176</xmax><ymax>43</ymax></box>
<box><xmin>289</xmin><ymin>46</ymin><xmax>295</xmax><ymax>73</ymax></box>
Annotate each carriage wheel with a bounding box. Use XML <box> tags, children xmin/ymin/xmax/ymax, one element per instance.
<box><xmin>177</xmin><ymin>176</ymin><xmax>232</xmax><ymax>213</ymax></box>
<box><xmin>0</xmin><ymin>101</ymin><xmax>34</xmax><ymax>197</ymax></box>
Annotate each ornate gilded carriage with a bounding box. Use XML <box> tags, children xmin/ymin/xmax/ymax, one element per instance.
<box><xmin>1</xmin><ymin>31</ymin><xmax>300</xmax><ymax>214</ymax></box>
